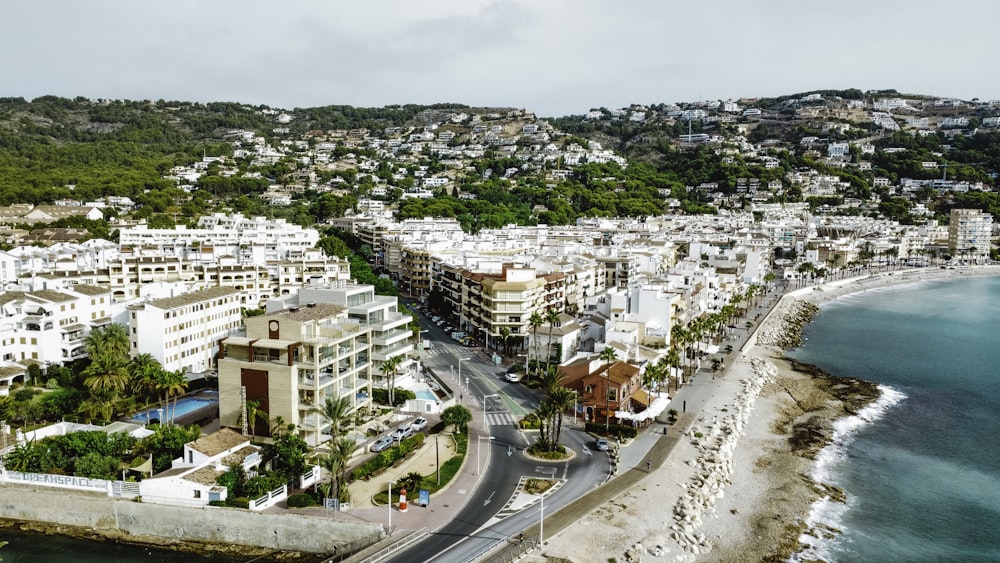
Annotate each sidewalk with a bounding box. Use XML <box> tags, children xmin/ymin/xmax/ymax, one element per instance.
<box><xmin>330</xmin><ymin>373</ymin><xmax>492</xmax><ymax>537</ymax></box>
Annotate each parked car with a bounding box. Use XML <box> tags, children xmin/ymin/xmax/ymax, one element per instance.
<box><xmin>391</xmin><ymin>424</ymin><xmax>414</xmax><ymax>442</ymax></box>
<box><xmin>370</xmin><ymin>436</ymin><xmax>393</xmax><ymax>452</ymax></box>
<box><xmin>504</xmin><ymin>372</ymin><xmax>521</xmax><ymax>383</ymax></box>
<box><xmin>410</xmin><ymin>417</ymin><xmax>428</xmax><ymax>432</ymax></box>
<box><xmin>595</xmin><ymin>437</ymin><xmax>609</xmax><ymax>451</ymax></box>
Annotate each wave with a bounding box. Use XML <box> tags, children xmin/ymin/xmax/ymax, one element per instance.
<box><xmin>790</xmin><ymin>384</ymin><xmax>906</xmax><ymax>562</ymax></box>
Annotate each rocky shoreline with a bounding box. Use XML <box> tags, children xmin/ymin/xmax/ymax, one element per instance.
<box><xmin>737</xmin><ymin>298</ymin><xmax>882</xmax><ymax>562</ymax></box>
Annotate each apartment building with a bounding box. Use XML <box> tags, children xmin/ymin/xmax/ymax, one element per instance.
<box><xmin>948</xmin><ymin>208</ymin><xmax>993</xmax><ymax>261</ymax></box>
<box><xmin>0</xmin><ymin>284</ymin><xmax>113</xmax><ymax>393</ymax></box>
<box><xmin>128</xmin><ymin>286</ymin><xmax>242</xmax><ymax>374</ymax></box>
<box><xmin>267</xmin><ymin>280</ymin><xmax>415</xmax><ymax>385</ymax></box>
<box><xmin>118</xmin><ymin>214</ymin><xmax>319</xmax><ymax>265</ymax></box>
<box><xmin>462</xmin><ymin>265</ymin><xmax>566</xmax><ymax>352</ymax></box>
<box><xmin>218</xmin><ymin>302</ymin><xmax>373</xmax><ymax>446</ymax></box>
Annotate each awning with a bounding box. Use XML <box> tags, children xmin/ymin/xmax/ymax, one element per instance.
<box><xmin>253</xmin><ymin>338</ymin><xmax>298</xmax><ymax>349</ymax></box>
<box><xmin>615</xmin><ymin>395</ymin><xmax>671</xmax><ymax>422</ymax></box>
<box><xmin>631</xmin><ymin>389</ymin><xmax>651</xmax><ymax>406</ymax></box>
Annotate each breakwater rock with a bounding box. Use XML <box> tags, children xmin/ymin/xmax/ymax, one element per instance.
<box><xmin>756</xmin><ymin>298</ymin><xmax>819</xmax><ymax>350</ymax></box>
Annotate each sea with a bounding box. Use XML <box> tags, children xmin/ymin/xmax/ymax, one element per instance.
<box><xmin>0</xmin><ymin>528</ymin><xmax>247</xmax><ymax>562</ymax></box>
<box><xmin>788</xmin><ymin>275</ymin><xmax>1000</xmax><ymax>562</ymax></box>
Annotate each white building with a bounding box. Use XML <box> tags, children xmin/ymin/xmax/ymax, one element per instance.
<box><xmin>128</xmin><ymin>286</ymin><xmax>243</xmax><ymax>374</ymax></box>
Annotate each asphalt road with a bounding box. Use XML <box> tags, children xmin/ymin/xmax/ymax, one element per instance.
<box><xmin>385</xmin><ymin>310</ymin><xmax>610</xmax><ymax>562</ymax></box>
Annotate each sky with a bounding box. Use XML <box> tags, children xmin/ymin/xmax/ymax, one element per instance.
<box><xmin>4</xmin><ymin>0</ymin><xmax>1000</xmax><ymax>117</ymax></box>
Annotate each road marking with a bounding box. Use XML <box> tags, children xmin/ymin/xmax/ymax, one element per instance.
<box><xmin>583</xmin><ymin>446</ymin><xmax>592</xmax><ymax>456</ymax></box>
<box><xmin>484</xmin><ymin>490</ymin><xmax>496</xmax><ymax>506</ymax></box>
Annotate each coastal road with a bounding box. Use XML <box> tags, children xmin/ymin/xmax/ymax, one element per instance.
<box><xmin>386</xmin><ymin>320</ymin><xmax>610</xmax><ymax>562</ymax></box>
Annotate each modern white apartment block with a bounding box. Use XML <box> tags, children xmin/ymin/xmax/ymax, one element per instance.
<box><xmin>0</xmin><ymin>284</ymin><xmax>113</xmax><ymax>393</ymax></box>
<box><xmin>128</xmin><ymin>286</ymin><xmax>242</xmax><ymax>374</ymax></box>
<box><xmin>118</xmin><ymin>213</ymin><xmax>320</xmax><ymax>265</ymax></box>
<box><xmin>948</xmin><ymin>208</ymin><xmax>993</xmax><ymax>261</ymax></box>
<box><xmin>267</xmin><ymin>280</ymin><xmax>415</xmax><ymax>383</ymax></box>
<box><xmin>218</xmin><ymin>302</ymin><xmax>374</xmax><ymax>446</ymax></box>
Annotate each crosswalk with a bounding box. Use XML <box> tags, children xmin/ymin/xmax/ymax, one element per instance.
<box><xmin>485</xmin><ymin>411</ymin><xmax>518</xmax><ymax>427</ymax></box>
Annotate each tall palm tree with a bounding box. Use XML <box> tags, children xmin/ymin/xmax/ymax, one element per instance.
<box><xmin>319</xmin><ymin>437</ymin><xmax>359</xmax><ymax>503</ymax></box>
<box><xmin>548</xmin><ymin>386</ymin><xmax>577</xmax><ymax>449</ymax></box>
<box><xmin>316</xmin><ymin>395</ymin><xmax>353</xmax><ymax>443</ymax></box>
<box><xmin>499</xmin><ymin>326</ymin><xmax>511</xmax><ymax>357</ymax></box>
<box><xmin>528</xmin><ymin>311</ymin><xmax>544</xmax><ymax>378</ymax></box>
<box><xmin>544</xmin><ymin>308</ymin><xmax>560</xmax><ymax>374</ymax></box>
<box><xmin>598</xmin><ymin>346</ymin><xmax>618</xmax><ymax>432</ymax></box>
<box><xmin>159</xmin><ymin>370</ymin><xmax>188</xmax><ymax>425</ymax></box>
<box><xmin>664</xmin><ymin>347</ymin><xmax>682</xmax><ymax>391</ymax></box>
<box><xmin>381</xmin><ymin>355</ymin><xmax>402</xmax><ymax>407</ymax></box>
<box><xmin>539</xmin><ymin>365</ymin><xmax>567</xmax><ymax>398</ymax></box>
<box><xmin>129</xmin><ymin>353</ymin><xmax>162</xmax><ymax>404</ymax></box>
<box><xmin>534</xmin><ymin>400</ymin><xmax>557</xmax><ymax>450</ymax></box>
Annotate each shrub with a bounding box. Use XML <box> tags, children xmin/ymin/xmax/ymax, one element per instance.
<box><xmin>14</xmin><ymin>388</ymin><xmax>35</xmax><ymax>402</ymax></box>
<box><xmin>371</xmin><ymin>388</ymin><xmax>416</xmax><ymax>406</ymax></box>
<box><xmin>287</xmin><ymin>493</ymin><xmax>316</xmax><ymax>508</ymax></box>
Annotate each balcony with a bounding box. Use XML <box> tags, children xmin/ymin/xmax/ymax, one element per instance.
<box><xmin>372</xmin><ymin>328</ymin><xmax>410</xmax><ymax>346</ymax></box>
<box><xmin>371</xmin><ymin>342</ymin><xmax>413</xmax><ymax>362</ymax></box>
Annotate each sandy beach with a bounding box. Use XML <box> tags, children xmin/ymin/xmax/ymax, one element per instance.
<box><xmin>536</xmin><ymin>266</ymin><xmax>1000</xmax><ymax>563</ymax></box>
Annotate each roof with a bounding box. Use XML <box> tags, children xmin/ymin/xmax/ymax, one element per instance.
<box><xmin>69</xmin><ymin>284</ymin><xmax>108</xmax><ymax>296</ymax></box>
<box><xmin>270</xmin><ymin>302</ymin><xmax>346</xmax><ymax>322</ymax></box>
<box><xmin>186</xmin><ymin>428</ymin><xmax>248</xmax><ymax>457</ymax></box>
<box><xmin>147</xmin><ymin>286</ymin><xmax>240</xmax><ymax>310</ymax></box>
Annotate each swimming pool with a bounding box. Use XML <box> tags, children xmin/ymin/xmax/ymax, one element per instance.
<box><xmin>414</xmin><ymin>389</ymin><xmax>437</xmax><ymax>401</ymax></box>
<box><xmin>132</xmin><ymin>393</ymin><xmax>219</xmax><ymax>424</ymax></box>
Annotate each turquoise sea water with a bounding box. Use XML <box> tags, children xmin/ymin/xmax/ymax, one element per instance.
<box><xmin>788</xmin><ymin>275</ymin><xmax>1000</xmax><ymax>562</ymax></box>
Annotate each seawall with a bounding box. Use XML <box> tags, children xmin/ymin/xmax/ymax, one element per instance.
<box><xmin>0</xmin><ymin>483</ymin><xmax>382</xmax><ymax>556</ymax></box>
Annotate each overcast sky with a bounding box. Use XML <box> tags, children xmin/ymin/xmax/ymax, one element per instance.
<box><xmin>4</xmin><ymin>0</ymin><xmax>999</xmax><ymax>117</ymax></box>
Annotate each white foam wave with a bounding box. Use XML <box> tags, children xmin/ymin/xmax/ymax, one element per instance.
<box><xmin>791</xmin><ymin>384</ymin><xmax>906</xmax><ymax>562</ymax></box>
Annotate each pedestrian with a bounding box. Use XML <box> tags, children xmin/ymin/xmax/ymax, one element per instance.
<box><xmin>646</xmin><ymin>459</ymin><xmax>652</xmax><ymax>473</ymax></box>
<box><xmin>460</xmin><ymin>393</ymin><xmax>463</xmax><ymax>401</ymax></box>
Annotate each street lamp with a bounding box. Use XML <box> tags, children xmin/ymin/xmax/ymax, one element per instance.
<box><xmin>457</xmin><ymin>356</ymin><xmax>471</xmax><ymax>390</ymax></box>
<box><xmin>540</xmin><ymin>494</ymin><xmax>545</xmax><ymax>546</ymax></box>
<box><xmin>477</xmin><ymin>434</ymin><xmax>495</xmax><ymax>475</ymax></box>
<box><xmin>387</xmin><ymin>480</ymin><xmax>394</xmax><ymax>535</ymax></box>
<box><xmin>416</xmin><ymin>329</ymin><xmax>429</xmax><ymax>377</ymax></box>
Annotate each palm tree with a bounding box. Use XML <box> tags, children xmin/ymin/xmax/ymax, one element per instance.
<box><xmin>534</xmin><ymin>400</ymin><xmax>557</xmax><ymax>450</ymax></box>
<box><xmin>528</xmin><ymin>311</ymin><xmax>544</xmax><ymax>378</ymax></box>
<box><xmin>598</xmin><ymin>346</ymin><xmax>618</xmax><ymax>432</ymax></box>
<box><xmin>159</xmin><ymin>370</ymin><xmax>188</xmax><ymax>425</ymax></box>
<box><xmin>499</xmin><ymin>326</ymin><xmax>511</xmax><ymax>357</ymax></box>
<box><xmin>319</xmin><ymin>437</ymin><xmax>358</xmax><ymax>503</ymax></box>
<box><xmin>316</xmin><ymin>395</ymin><xmax>353</xmax><ymax>443</ymax></box>
<box><xmin>245</xmin><ymin>397</ymin><xmax>269</xmax><ymax>439</ymax></box>
<box><xmin>381</xmin><ymin>355</ymin><xmax>402</xmax><ymax>407</ymax></box>
<box><xmin>82</xmin><ymin>354</ymin><xmax>130</xmax><ymax>399</ymax></box>
<box><xmin>664</xmin><ymin>347</ymin><xmax>682</xmax><ymax>391</ymax></box>
<box><xmin>539</xmin><ymin>365</ymin><xmax>567</xmax><ymax>398</ymax></box>
<box><xmin>128</xmin><ymin>353</ymin><xmax>162</xmax><ymax>400</ymax></box>
<box><xmin>544</xmin><ymin>308</ymin><xmax>560</xmax><ymax>374</ymax></box>
<box><xmin>548</xmin><ymin>386</ymin><xmax>577</xmax><ymax>449</ymax></box>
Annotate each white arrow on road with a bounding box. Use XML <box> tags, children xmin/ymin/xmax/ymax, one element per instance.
<box><xmin>507</xmin><ymin>445</ymin><xmax>514</xmax><ymax>457</ymax></box>
<box><xmin>583</xmin><ymin>446</ymin><xmax>592</xmax><ymax>456</ymax></box>
<box><xmin>484</xmin><ymin>490</ymin><xmax>496</xmax><ymax>507</ymax></box>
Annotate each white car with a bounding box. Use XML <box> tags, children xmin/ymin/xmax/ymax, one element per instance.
<box><xmin>504</xmin><ymin>372</ymin><xmax>521</xmax><ymax>383</ymax></box>
<box><xmin>409</xmin><ymin>417</ymin><xmax>428</xmax><ymax>432</ymax></box>
<box><xmin>391</xmin><ymin>425</ymin><xmax>414</xmax><ymax>442</ymax></box>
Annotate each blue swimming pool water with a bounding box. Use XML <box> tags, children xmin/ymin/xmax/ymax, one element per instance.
<box><xmin>415</xmin><ymin>389</ymin><xmax>436</xmax><ymax>401</ymax></box>
<box><xmin>132</xmin><ymin>395</ymin><xmax>218</xmax><ymax>423</ymax></box>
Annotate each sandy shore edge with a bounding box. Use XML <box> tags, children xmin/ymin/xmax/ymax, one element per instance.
<box><xmin>537</xmin><ymin>266</ymin><xmax>1000</xmax><ymax>563</ymax></box>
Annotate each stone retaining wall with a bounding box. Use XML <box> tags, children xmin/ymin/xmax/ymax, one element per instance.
<box><xmin>0</xmin><ymin>484</ymin><xmax>381</xmax><ymax>554</ymax></box>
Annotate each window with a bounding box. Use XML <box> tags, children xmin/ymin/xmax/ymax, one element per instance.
<box><xmin>607</xmin><ymin>388</ymin><xmax>617</xmax><ymax>402</ymax></box>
